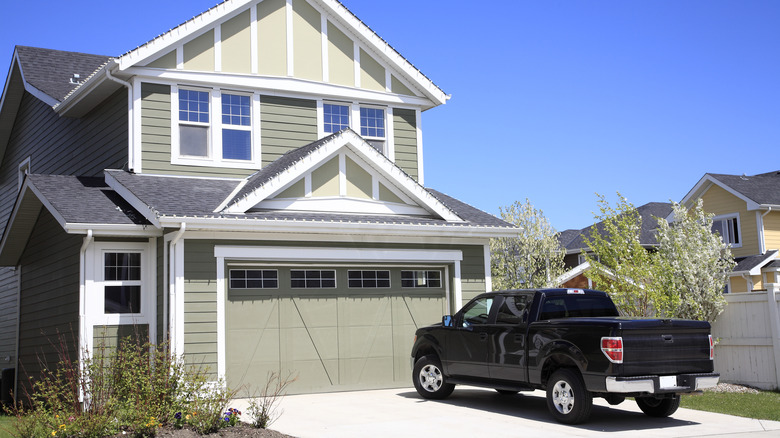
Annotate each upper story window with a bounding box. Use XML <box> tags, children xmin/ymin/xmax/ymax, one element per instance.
<box><xmin>221</xmin><ymin>94</ymin><xmax>252</xmax><ymax>161</ymax></box>
<box><xmin>360</xmin><ymin>107</ymin><xmax>386</xmax><ymax>154</ymax></box>
<box><xmin>173</xmin><ymin>86</ymin><xmax>259</xmax><ymax>169</ymax></box>
<box><xmin>178</xmin><ymin>89</ymin><xmax>210</xmax><ymax>157</ymax></box>
<box><xmin>324</xmin><ymin>103</ymin><xmax>350</xmax><ymax>133</ymax></box>
<box><xmin>712</xmin><ymin>214</ymin><xmax>741</xmax><ymax>247</ymax></box>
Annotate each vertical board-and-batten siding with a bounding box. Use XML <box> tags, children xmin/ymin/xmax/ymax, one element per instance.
<box><xmin>180</xmin><ymin>240</ymin><xmax>486</xmax><ymax>374</ymax></box>
<box><xmin>0</xmin><ymin>89</ymin><xmax>127</xmax><ymax>369</ymax></box>
<box><xmin>17</xmin><ymin>209</ymin><xmax>81</xmax><ymax>389</ymax></box>
<box><xmin>392</xmin><ymin>109</ymin><xmax>418</xmax><ymax>181</ymax></box>
<box><xmin>700</xmin><ymin>184</ymin><xmax>758</xmax><ymax>259</ymax></box>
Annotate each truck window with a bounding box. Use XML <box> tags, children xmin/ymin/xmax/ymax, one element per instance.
<box><xmin>461</xmin><ymin>297</ymin><xmax>493</xmax><ymax>327</ymax></box>
<box><xmin>496</xmin><ymin>295</ymin><xmax>529</xmax><ymax>325</ymax></box>
<box><xmin>539</xmin><ymin>294</ymin><xmax>619</xmax><ymax>320</ymax></box>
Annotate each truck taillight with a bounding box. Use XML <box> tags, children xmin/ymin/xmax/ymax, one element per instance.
<box><xmin>601</xmin><ymin>337</ymin><xmax>623</xmax><ymax>363</ymax></box>
<box><xmin>709</xmin><ymin>335</ymin><xmax>714</xmax><ymax>360</ymax></box>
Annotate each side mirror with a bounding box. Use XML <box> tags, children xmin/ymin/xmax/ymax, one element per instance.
<box><xmin>442</xmin><ymin>315</ymin><xmax>453</xmax><ymax>327</ymax></box>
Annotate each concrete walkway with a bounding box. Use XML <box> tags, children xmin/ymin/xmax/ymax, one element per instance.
<box><xmin>233</xmin><ymin>386</ymin><xmax>780</xmax><ymax>438</ymax></box>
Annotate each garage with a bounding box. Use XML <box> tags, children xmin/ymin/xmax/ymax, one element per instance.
<box><xmin>224</xmin><ymin>264</ymin><xmax>447</xmax><ymax>394</ymax></box>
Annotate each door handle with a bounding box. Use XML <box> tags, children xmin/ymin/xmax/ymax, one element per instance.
<box><xmin>480</xmin><ymin>333</ymin><xmax>488</xmax><ymax>341</ymax></box>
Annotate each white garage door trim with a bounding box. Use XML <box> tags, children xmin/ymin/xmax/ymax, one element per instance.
<box><xmin>213</xmin><ymin>246</ymin><xmax>464</xmax><ymax>382</ymax></box>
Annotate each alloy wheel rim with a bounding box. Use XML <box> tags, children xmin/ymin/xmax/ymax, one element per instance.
<box><xmin>419</xmin><ymin>364</ymin><xmax>443</xmax><ymax>392</ymax></box>
<box><xmin>552</xmin><ymin>380</ymin><xmax>574</xmax><ymax>414</ymax></box>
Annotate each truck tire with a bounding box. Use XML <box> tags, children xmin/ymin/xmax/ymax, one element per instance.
<box><xmin>635</xmin><ymin>395</ymin><xmax>680</xmax><ymax>417</ymax></box>
<box><xmin>413</xmin><ymin>355</ymin><xmax>455</xmax><ymax>400</ymax></box>
<box><xmin>546</xmin><ymin>368</ymin><xmax>593</xmax><ymax>424</ymax></box>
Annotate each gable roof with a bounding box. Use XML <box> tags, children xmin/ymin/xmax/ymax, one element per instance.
<box><xmin>0</xmin><ymin>174</ymin><xmax>151</xmax><ymax>266</ymax></box>
<box><xmin>58</xmin><ymin>0</ymin><xmax>448</xmax><ymax>115</ymax></box>
<box><xmin>220</xmin><ymin>129</ymin><xmax>460</xmax><ymax>221</ymax></box>
<box><xmin>732</xmin><ymin>250</ymin><xmax>779</xmax><ymax>276</ymax></box>
<box><xmin>564</xmin><ymin>202</ymin><xmax>673</xmax><ymax>253</ymax></box>
<box><xmin>679</xmin><ymin>170</ymin><xmax>780</xmax><ymax>213</ymax></box>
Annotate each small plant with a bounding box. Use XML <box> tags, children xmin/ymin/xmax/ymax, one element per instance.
<box><xmin>246</xmin><ymin>371</ymin><xmax>297</xmax><ymax>429</ymax></box>
<box><xmin>222</xmin><ymin>408</ymin><xmax>241</xmax><ymax>427</ymax></box>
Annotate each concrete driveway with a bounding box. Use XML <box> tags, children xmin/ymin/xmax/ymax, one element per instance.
<box><xmin>234</xmin><ymin>386</ymin><xmax>780</xmax><ymax>438</ymax></box>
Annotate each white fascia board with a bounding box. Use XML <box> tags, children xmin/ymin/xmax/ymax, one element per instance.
<box><xmin>182</xmin><ymin>229</ymin><xmax>491</xmax><ymax>246</ymax></box>
<box><xmin>103</xmin><ymin>171</ymin><xmax>162</xmax><ymax>228</ymax></box>
<box><xmin>674</xmin><ymin>175</ymin><xmax>759</xmax><ymax>221</ymax></box>
<box><xmin>54</xmin><ymin>62</ymin><xmax>115</xmax><ymax>115</ymax></box>
<box><xmin>555</xmin><ymin>261</ymin><xmax>591</xmax><ymax>285</ymax></box>
<box><xmin>126</xmin><ymin>68</ymin><xmax>435</xmax><ymax>108</ymax></box>
<box><xmin>158</xmin><ymin>216</ymin><xmax>518</xmax><ymax>238</ymax></box>
<box><xmin>117</xmin><ymin>0</ymin><xmax>251</xmax><ymax>70</ymax></box>
<box><xmin>215</xmin><ymin>245</ymin><xmax>463</xmax><ymax>263</ymax></box>
<box><xmin>748</xmin><ymin>250</ymin><xmax>779</xmax><ymax>276</ymax></box>
<box><xmin>255</xmin><ymin>197</ymin><xmax>432</xmax><ymax>216</ymax></box>
<box><xmin>316</xmin><ymin>0</ymin><xmax>448</xmax><ymax>106</ymax></box>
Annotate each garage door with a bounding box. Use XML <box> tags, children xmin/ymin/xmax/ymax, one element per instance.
<box><xmin>225</xmin><ymin>266</ymin><xmax>446</xmax><ymax>394</ymax></box>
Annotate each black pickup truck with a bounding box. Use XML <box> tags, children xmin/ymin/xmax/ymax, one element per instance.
<box><xmin>410</xmin><ymin>289</ymin><xmax>719</xmax><ymax>424</ymax></box>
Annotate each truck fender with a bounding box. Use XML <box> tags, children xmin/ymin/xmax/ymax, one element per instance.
<box><xmin>536</xmin><ymin>340</ymin><xmax>589</xmax><ymax>386</ymax></box>
<box><xmin>412</xmin><ymin>333</ymin><xmax>445</xmax><ymax>366</ymax></box>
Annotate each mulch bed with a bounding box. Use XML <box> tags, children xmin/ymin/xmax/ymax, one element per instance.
<box><xmin>109</xmin><ymin>424</ymin><xmax>295</xmax><ymax>438</ymax></box>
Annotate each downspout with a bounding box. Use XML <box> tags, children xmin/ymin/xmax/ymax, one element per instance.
<box><xmin>104</xmin><ymin>67</ymin><xmax>134</xmax><ymax>171</ymax></box>
<box><xmin>741</xmin><ymin>273</ymin><xmax>753</xmax><ymax>292</ymax></box>
<box><xmin>760</xmin><ymin>207</ymin><xmax>773</xmax><ymax>254</ymax></box>
<box><xmin>168</xmin><ymin>223</ymin><xmax>186</xmax><ymax>356</ymax></box>
<box><xmin>78</xmin><ymin>230</ymin><xmax>93</xmax><ymax>402</ymax></box>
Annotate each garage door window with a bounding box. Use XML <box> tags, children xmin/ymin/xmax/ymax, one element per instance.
<box><xmin>348</xmin><ymin>270</ymin><xmax>390</xmax><ymax>288</ymax></box>
<box><xmin>230</xmin><ymin>269</ymin><xmax>278</xmax><ymax>289</ymax></box>
<box><xmin>401</xmin><ymin>270</ymin><xmax>442</xmax><ymax>288</ymax></box>
<box><xmin>291</xmin><ymin>270</ymin><xmax>336</xmax><ymax>288</ymax></box>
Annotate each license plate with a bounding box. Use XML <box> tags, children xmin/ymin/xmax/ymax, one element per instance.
<box><xmin>660</xmin><ymin>376</ymin><xmax>677</xmax><ymax>388</ymax></box>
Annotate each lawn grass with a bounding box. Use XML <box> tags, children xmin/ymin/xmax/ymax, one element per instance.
<box><xmin>681</xmin><ymin>390</ymin><xmax>780</xmax><ymax>421</ymax></box>
<box><xmin>0</xmin><ymin>415</ymin><xmax>15</xmax><ymax>438</ymax></box>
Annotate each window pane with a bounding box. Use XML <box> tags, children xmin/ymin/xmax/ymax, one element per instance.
<box><xmin>222</xmin><ymin>130</ymin><xmax>251</xmax><ymax>160</ymax></box>
<box><xmin>105</xmin><ymin>285</ymin><xmax>141</xmax><ymax>314</ymax></box>
<box><xmin>324</xmin><ymin>104</ymin><xmax>350</xmax><ymax>133</ymax></box>
<box><xmin>180</xmin><ymin>125</ymin><xmax>209</xmax><ymax>157</ymax></box>
<box><xmin>105</xmin><ymin>253</ymin><xmax>141</xmax><ymax>281</ymax></box>
<box><xmin>229</xmin><ymin>269</ymin><xmax>278</xmax><ymax>289</ymax></box>
<box><xmin>179</xmin><ymin>89</ymin><xmax>209</xmax><ymax>123</ymax></box>
<box><xmin>360</xmin><ymin>107</ymin><xmax>385</xmax><ymax>138</ymax></box>
<box><xmin>222</xmin><ymin>94</ymin><xmax>251</xmax><ymax>126</ymax></box>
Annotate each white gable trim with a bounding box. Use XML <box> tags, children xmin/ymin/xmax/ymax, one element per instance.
<box><xmin>222</xmin><ymin>130</ymin><xmax>462</xmax><ymax>221</ymax></box>
<box><xmin>104</xmin><ymin>171</ymin><xmax>162</xmax><ymax>228</ymax></box>
<box><xmin>676</xmin><ymin>174</ymin><xmax>760</xmax><ymax>220</ymax></box>
<box><xmin>13</xmin><ymin>51</ymin><xmax>60</xmax><ymax>107</ymax></box>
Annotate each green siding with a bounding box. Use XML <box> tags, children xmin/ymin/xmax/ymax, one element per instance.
<box><xmin>261</xmin><ymin>95</ymin><xmax>317</xmax><ymax>166</ymax></box>
<box><xmin>93</xmin><ymin>325</ymin><xmax>149</xmax><ymax>350</ymax></box>
<box><xmin>1</xmin><ymin>89</ymin><xmax>126</xmax><ymax>374</ymax></box>
<box><xmin>393</xmin><ymin>109</ymin><xmax>418</xmax><ymax>180</ymax></box>
<box><xmin>16</xmin><ymin>209</ymin><xmax>81</xmax><ymax>391</ymax></box>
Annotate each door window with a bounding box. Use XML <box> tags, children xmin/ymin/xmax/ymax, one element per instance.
<box><xmin>496</xmin><ymin>295</ymin><xmax>530</xmax><ymax>325</ymax></box>
<box><xmin>461</xmin><ymin>297</ymin><xmax>494</xmax><ymax>327</ymax></box>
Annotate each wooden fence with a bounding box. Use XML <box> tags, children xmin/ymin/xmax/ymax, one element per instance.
<box><xmin>711</xmin><ymin>285</ymin><xmax>780</xmax><ymax>390</ymax></box>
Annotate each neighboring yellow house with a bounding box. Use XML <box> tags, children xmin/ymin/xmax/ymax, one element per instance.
<box><xmin>677</xmin><ymin>171</ymin><xmax>780</xmax><ymax>293</ymax></box>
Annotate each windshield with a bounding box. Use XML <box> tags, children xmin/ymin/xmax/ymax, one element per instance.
<box><xmin>539</xmin><ymin>294</ymin><xmax>619</xmax><ymax>320</ymax></box>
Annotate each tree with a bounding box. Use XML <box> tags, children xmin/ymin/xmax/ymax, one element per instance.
<box><xmin>654</xmin><ymin>200</ymin><xmax>734</xmax><ymax>322</ymax></box>
<box><xmin>582</xmin><ymin>194</ymin><xmax>667</xmax><ymax>317</ymax></box>
<box><xmin>583</xmin><ymin>194</ymin><xmax>734</xmax><ymax>323</ymax></box>
<box><xmin>490</xmin><ymin>199</ymin><xmax>565</xmax><ymax>290</ymax></box>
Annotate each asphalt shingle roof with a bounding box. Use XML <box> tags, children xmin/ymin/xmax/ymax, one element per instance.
<box><xmin>733</xmin><ymin>250</ymin><xmax>779</xmax><ymax>273</ymax></box>
<box><xmin>564</xmin><ymin>202</ymin><xmax>673</xmax><ymax>251</ymax></box>
<box><xmin>710</xmin><ymin>171</ymin><xmax>780</xmax><ymax>206</ymax></box>
<box><xmin>27</xmin><ymin>174</ymin><xmax>149</xmax><ymax>225</ymax></box>
<box><xmin>15</xmin><ymin>46</ymin><xmax>111</xmax><ymax>102</ymax></box>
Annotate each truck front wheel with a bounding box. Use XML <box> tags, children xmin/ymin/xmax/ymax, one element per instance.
<box><xmin>413</xmin><ymin>355</ymin><xmax>455</xmax><ymax>400</ymax></box>
<box><xmin>635</xmin><ymin>395</ymin><xmax>680</xmax><ymax>417</ymax></box>
<box><xmin>546</xmin><ymin>369</ymin><xmax>593</xmax><ymax>424</ymax></box>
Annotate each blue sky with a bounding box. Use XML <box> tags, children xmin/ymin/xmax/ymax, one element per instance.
<box><xmin>2</xmin><ymin>1</ymin><xmax>779</xmax><ymax>231</ymax></box>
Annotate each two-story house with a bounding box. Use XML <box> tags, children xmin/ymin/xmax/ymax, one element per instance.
<box><xmin>676</xmin><ymin>171</ymin><xmax>780</xmax><ymax>293</ymax></box>
<box><xmin>0</xmin><ymin>0</ymin><xmax>517</xmax><ymax>398</ymax></box>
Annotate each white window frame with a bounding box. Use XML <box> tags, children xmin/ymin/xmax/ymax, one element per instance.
<box><xmin>712</xmin><ymin>213</ymin><xmax>742</xmax><ymax>248</ymax></box>
<box><xmin>358</xmin><ymin>104</ymin><xmax>387</xmax><ymax>155</ymax></box>
<box><xmin>290</xmin><ymin>269</ymin><xmax>337</xmax><ymax>289</ymax></box>
<box><xmin>228</xmin><ymin>268</ymin><xmax>279</xmax><ymax>289</ymax></box>
<box><xmin>322</xmin><ymin>101</ymin><xmax>351</xmax><ymax>135</ymax></box>
<box><xmin>171</xmin><ymin>85</ymin><xmax>261</xmax><ymax>169</ymax></box>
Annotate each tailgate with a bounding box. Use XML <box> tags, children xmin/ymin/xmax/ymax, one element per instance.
<box><xmin>620</xmin><ymin>320</ymin><xmax>713</xmax><ymax>376</ymax></box>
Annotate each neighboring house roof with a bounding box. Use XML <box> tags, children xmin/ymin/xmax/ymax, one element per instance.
<box><xmin>557</xmin><ymin>229</ymin><xmax>581</xmax><ymax>248</ymax></box>
<box><xmin>732</xmin><ymin>250</ymin><xmax>779</xmax><ymax>276</ymax></box>
<box><xmin>678</xmin><ymin>170</ymin><xmax>780</xmax><ymax>214</ymax></box>
<box><xmin>14</xmin><ymin>46</ymin><xmax>111</xmax><ymax>103</ymax></box>
<box><xmin>564</xmin><ymin>202</ymin><xmax>673</xmax><ymax>253</ymax></box>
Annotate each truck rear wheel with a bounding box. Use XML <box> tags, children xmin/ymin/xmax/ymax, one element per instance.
<box><xmin>413</xmin><ymin>355</ymin><xmax>455</xmax><ymax>400</ymax></box>
<box><xmin>546</xmin><ymin>369</ymin><xmax>593</xmax><ymax>424</ymax></box>
<box><xmin>635</xmin><ymin>395</ymin><xmax>680</xmax><ymax>417</ymax></box>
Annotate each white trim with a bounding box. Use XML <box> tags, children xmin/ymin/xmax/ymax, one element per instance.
<box><xmin>17</xmin><ymin>157</ymin><xmax>30</xmax><ymax>192</ymax></box>
<box><xmin>214</xmin><ymin>244</ymin><xmax>462</xmax><ymax>380</ymax></box>
<box><xmin>712</xmin><ymin>212</ymin><xmax>743</xmax><ymax>249</ymax></box>
<box><xmin>386</xmin><ymin>107</ymin><xmax>395</xmax><ymax>161</ymax></box>
<box><xmin>131</xmin><ymin>77</ymin><xmax>143</xmax><ymax>173</ymax></box>
<box><xmin>483</xmin><ymin>243</ymin><xmax>492</xmax><ymax>292</ymax></box>
<box><xmin>104</xmin><ymin>171</ymin><xmax>162</xmax><ymax>228</ymax></box>
<box><xmin>321</xmin><ymin>13</ymin><xmax>329</xmax><ymax>83</ymax></box>
<box><xmin>170</xmin><ymin>229</ymin><xmax>496</xmax><ymax>246</ymax></box>
<box><xmin>416</xmin><ymin>109</ymin><xmax>424</xmax><ymax>185</ymax></box>
<box><xmin>127</xmin><ymin>69</ymin><xmax>435</xmax><ymax>107</ymax></box>
<box><xmin>677</xmin><ymin>174</ymin><xmax>761</xmax><ymax>217</ymax></box>
<box><xmin>353</xmin><ymin>40</ymin><xmax>361</xmax><ymax>88</ymax></box>
<box><xmin>453</xmin><ymin>261</ymin><xmax>462</xmax><ymax>310</ymax></box>
<box><xmin>249</xmin><ymin>4</ymin><xmax>258</xmax><ymax>75</ymax></box>
<box><xmin>286</xmin><ymin>0</ymin><xmax>294</xmax><ymax>77</ymax></box>
<box><xmin>338</xmin><ymin>153</ymin><xmax>347</xmax><ymax>197</ymax></box>
<box><xmin>214</xmin><ymin>24</ymin><xmax>222</xmax><ymax>73</ymax></box>
<box><xmin>255</xmin><ymin>197</ymin><xmax>431</xmax><ymax>216</ymax></box>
